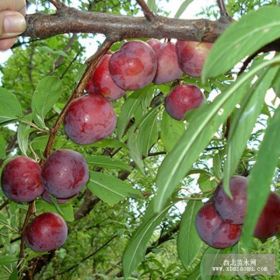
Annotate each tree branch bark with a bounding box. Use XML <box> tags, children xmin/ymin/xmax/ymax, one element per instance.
<box><xmin>23</xmin><ymin>7</ymin><xmax>229</xmax><ymax>42</ymax></box>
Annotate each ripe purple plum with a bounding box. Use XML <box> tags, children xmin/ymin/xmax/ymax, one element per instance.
<box><xmin>109</xmin><ymin>41</ymin><xmax>157</xmax><ymax>90</ymax></box>
<box><xmin>1</xmin><ymin>156</ymin><xmax>44</xmax><ymax>202</ymax></box>
<box><xmin>41</xmin><ymin>191</ymin><xmax>71</xmax><ymax>204</ymax></box>
<box><xmin>214</xmin><ymin>176</ymin><xmax>248</xmax><ymax>224</ymax></box>
<box><xmin>195</xmin><ymin>202</ymin><xmax>241</xmax><ymax>249</ymax></box>
<box><xmin>64</xmin><ymin>94</ymin><xmax>117</xmax><ymax>145</ymax></box>
<box><xmin>86</xmin><ymin>54</ymin><xmax>125</xmax><ymax>101</ymax></box>
<box><xmin>254</xmin><ymin>192</ymin><xmax>280</xmax><ymax>242</ymax></box>
<box><xmin>147</xmin><ymin>39</ymin><xmax>182</xmax><ymax>84</ymax></box>
<box><xmin>176</xmin><ymin>41</ymin><xmax>212</xmax><ymax>77</ymax></box>
<box><xmin>24</xmin><ymin>212</ymin><xmax>67</xmax><ymax>252</ymax></box>
<box><xmin>164</xmin><ymin>84</ymin><xmax>204</xmax><ymax>120</ymax></box>
<box><xmin>41</xmin><ymin>149</ymin><xmax>89</xmax><ymax>199</ymax></box>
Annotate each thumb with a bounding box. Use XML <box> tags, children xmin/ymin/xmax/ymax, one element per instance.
<box><xmin>0</xmin><ymin>11</ymin><xmax>26</xmax><ymax>39</ymax></box>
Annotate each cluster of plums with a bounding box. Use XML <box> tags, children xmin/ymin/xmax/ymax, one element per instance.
<box><xmin>63</xmin><ymin>39</ymin><xmax>211</xmax><ymax>147</ymax></box>
<box><xmin>1</xmin><ymin>39</ymin><xmax>211</xmax><ymax>252</ymax></box>
<box><xmin>1</xmin><ymin>149</ymin><xmax>89</xmax><ymax>251</ymax></box>
<box><xmin>195</xmin><ymin>176</ymin><xmax>280</xmax><ymax>248</ymax></box>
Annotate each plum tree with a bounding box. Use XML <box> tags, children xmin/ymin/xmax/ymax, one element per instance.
<box><xmin>195</xmin><ymin>202</ymin><xmax>241</xmax><ymax>249</ymax></box>
<box><xmin>1</xmin><ymin>156</ymin><xmax>44</xmax><ymax>202</ymax></box>
<box><xmin>24</xmin><ymin>212</ymin><xmax>68</xmax><ymax>252</ymax></box>
<box><xmin>86</xmin><ymin>54</ymin><xmax>125</xmax><ymax>101</ymax></box>
<box><xmin>254</xmin><ymin>192</ymin><xmax>280</xmax><ymax>241</ymax></box>
<box><xmin>147</xmin><ymin>39</ymin><xmax>182</xmax><ymax>84</ymax></box>
<box><xmin>214</xmin><ymin>176</ymin><xmax>248</xmax><ymax>224</ymax></box>
<box><xmin>176</xmin><ymin>41</ymin><xmax>212</xmax><ymax>77</ymax></box>
<box><xmin>164</xmin><ymin>84</ymin><xmax>204</xmax><ymax>120</ymax></box>
<box><xmin>109</xmin><ymin>41</ymin><xmax>157</xmax><ymax>90</ymax></box>
<box><xmin>41</xmin><ymin>149</ymin><xmax>89</xmax><ymax>199</ymax></box>
<box><xmin>64</xmin><ymin>94</ymin><xmax>117</xmax><ymax>145</ymax></box>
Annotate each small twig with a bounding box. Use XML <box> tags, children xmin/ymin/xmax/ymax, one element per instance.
<box><xmin>43</xmin><ymin>39</ymin><xmax>114</xmax><ymax>159</ymax></box>
<box><xmin>18</xmin><ymin>201</ymin><xmax>36</xmax><ymax>261</ymax></box>
<box><xmin>136</xmin><ymin>0</ymin><xmax>155</xmax><ymax>21</ymax></box>
<box><xmin>217</xmin><ymin>0</ymin><xmax>229</xmax><ymax>18</ymax></box>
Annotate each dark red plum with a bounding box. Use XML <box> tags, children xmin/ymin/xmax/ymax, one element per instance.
<box><xmin>41</xmin><ymin>149</ymin><xmax>89</xmax><ymax>199</ymax></box>
<box><xmin>214</xmin><ymin>176</ymin><xmax>248</xmax><ymax>224</ymax></box>
<box><xmin>195</xmin><ymin>202</ymin><xmax>241</xmax><ymax>249</ymax></box>
<box><xmin>109</xmin><ymin>41</ymin><xmax>157</xmax><ymax>90</ymax></box>
<box><xmin>164</xmin><ymin>84</ymin><xmax>204</xmax><ymax>120</ymax></box>
<box><xmin>24</xmin><ymin>212</ymin><xmax>67</xmax><ymax>252</ymax></box>
<box><xmin>254</xmin><ymin>192</ymin><xmax>280</xmax><ymax>242</ymax></box>
<box><xmin>86</xmin><ymin>54</ymin><xmax>125</xmax><ymax>101</ymax></box>
<box><xmin>64</xmin><ymin>94</ymin><xmax>117</xmax><ymax>145</ymax></box>
<box><xmin>176</xmin><ymin>41</ymin><xmax>212</xmax><ymax>77</ymax></box>
<box><xmin>147</xmin><ymin>39</ymin><xmax>182</xmax><ymax>84</ymax></box>
<box><xmin>41</xmin><ymin>191</ymin><xmax>71</xmax><ymax>204</ymax></box>
<box><xmin>1</xmin><ymin>156</ymin><xmax>44</xmax><ymax>202</ymax></box>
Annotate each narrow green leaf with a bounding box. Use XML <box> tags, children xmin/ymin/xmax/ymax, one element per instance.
<box><xmin>31</xmin><ymin>77</ymin><xmax>62</xmax><ymax>127</ymax></box>
<box><xmin>86</xmin><ymin>155</ymin><xmax>131</xmax><ymax>171</ymax></box>
<box><xmin>177</xmin><ymin>200</ymin><xmax>204</xmax><ymax>269</ymax></box>
<box><xmin>147</xmin><ymin>0</ymin><xmax>157</xmax><ymax>13</ymax></box>
<box><xmin>8</xmin><ymin>268</ymin><xmax>18</xmax><ymax>280</ymax></box>
<box><xmin>154</xmin><ymin>56</ymin><xmax>280</xmax><ymax>213</ymax></box>
<box><xmin>0</xmin><ymin>256</ymin><xmax>17</xmax><ymax>266</ymax></box>
<box><xmin>161</xmin><ymin>111</ymin><xmax>185</xmax><ymax>152</ymax></box>
<box><xmin>175</xmin><ymin>0</ymin><xmax>193</xmax><ymax>18</ymax></box>
<box><xmin>223</xmin><ymin>66</ymin><xmax>279</xmax><ymax>196</ymax></box>
<box><xmin>241</xmin><ymin>105</ymin><xmax>280</xmax><ymax>246</ymax></box>
<box><xmin>0</xmin><ymin>135</ymin><xmax>7</xmax><ymax>159</ymax></box>
<box><xmin>17</xmin><ymin>117</ymin><xmax>34</xmax><ymax>156</ymax></box>
<box><xmin>203</xmin><ymin>6</ymin><xmax>280</xmax><ymax>81</ymax></box>
<box><xmin>116</xmin><ymin>86</ymin><xmax>154</xmax><ymax>139</ymax></box>
<box><xmin>123</xmin><ymin>203</ymin><xmax>171</xmax><ymax>278</ymax></box>
<box><xmin>87</xmin><ymin>171</ymin><xmax>141</xmax><ymax>206</ymax></box>
<box><xmin>0</xmin><ymin>88</ymin><xmax>22</xmax><ymax>123</ymax></box>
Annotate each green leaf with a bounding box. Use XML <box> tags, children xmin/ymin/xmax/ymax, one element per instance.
<box><xmin>116</xmin><ymin>85</ymin><xmax>154</xmax><ymax>139</ymax></box>
<box><xmin>31</xmin><ymin>77</ymin><xmax>62</xmax><ymax>128</ymax></box>
<box><xmin>198</xmin><ymin>172</ymin><xmax>216</xmax><ymax>193</ymax></box>
<box><xmin>177</xmin><ymin>200</ymin><xmax>204</xmax><ymax>269</ymax></box>
<box><xmin>153</xmin><ymin>55</ymin><xmax>280</xmax><ymax>213</ymax></box>
<box><xmin>175</xmin><ymin>0</ymin><xmax>193</xmax><ymax>18</ymax></box>
<box><xmin>0</xmin><ymin>135</ymin><xmax>7</xmax><ymax>159</ymax></box>
<box><xmin>223</xmin><ymin>66</ymin><xmax>279</xmax><ymax>196</ymax></box>
<box><xmin>87</xmin><ymin>171</ymin><xmax>142</xmax><ymax>206</ymax></box>
<box><xmin>203</xmin><ymin>6</ymin><xmax>280</xmax><ymax>81</ymax></box>
<box><xmin>86</xmin><ymin>155</ymin><xmax>131</xmax><ymax>171</ymax></box>
<box><xmin>123</xmin><ymin>203</ymin><xmax>171</xmax><ymax>278</ymax></box>
<box><xmin>0</xmin><ymin>88</ymin><xmax>22</xmax><ymax>123</ymax></box>
<box><xmin>17</xmin><ymin>115</ymin><xmax>34</xmax><ymax>156</ymax></box>
<box><xmin>36</xmin><ymin>200</ymin><xmax>74</xmax><ymax>222</ymax></box>
<box><xmin>241</xmin><ymin>105</ymin><xmax>280</xmax><ymax>247</ymax></box>
<box><xmin>161</xmin><ymin>111</ymin><xmax>185</xmax><ymax>152</ymax></box>
<box><xmin>147</xmin><ymin>0</ymin><xmax>157</xmax><ymax>13</ymax></box>
<box><xmin>0</xmin><ymin>256</ymin><xmax>17</xmax><ymax>266</ymax></box>
<box><xmin>8</xmin><ymin>268</ymin><xmax>18</xmax><ymax>280</ymax></box>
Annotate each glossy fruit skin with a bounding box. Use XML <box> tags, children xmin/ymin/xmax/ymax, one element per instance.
<box><xmin>176</xmin><ymin>41</ymin><xmax>212</xmax><ymax>77</ymax></box>
<box><xmin>64</xmin><ymin>94</ymin><xmax>117</xmax><ymax>145</ymax></box>
<box><xmin>147</xmin><ymin>39</ymin><xmax>182</xmax><ymax>84</ymax></box>
<box><xmin>109</xmin><ymin>41</ymin><xmax>157</xmax><ymax>90</ymax></box>
<box><xmin>164</xmin><ymin>84</ymin><xmax>204</xmax><ymax>120</ymax></box>
<box><xmin>214</xmin><ymin>176</ymin><xmax>248</xmax><ymax>224</ymax></box>
<box><xmin>254</xmin><ymin>192</ymin><xmax>280</xmax><ymax>242</ymax></box>
<box><xmin>1</xmin><ymin>156</ymin><xmax>44</xmax><ymax>202</ymax></box>
<box><xmin>41</xmin><ymin>191</ymin><xmax>70</xmax><ymax>204</ymax></box>
<box><xmin>41</xmin><ymin>149</ymin><xmax>89</xmax><ymax>199</ymax></box>
<box><xmin>86</xmin><ymin>54</ymin><xmax>125</xmax><ymax>101</ymax></box>
<box><xmin>195</xmin><ymin>202</ymin><xmax>241</xmax><ymax>249</ymax></box>
<box><xmin>24</xmin><ymin>212</ymin><xmax>67</xmax><ymax>252</ymax></box>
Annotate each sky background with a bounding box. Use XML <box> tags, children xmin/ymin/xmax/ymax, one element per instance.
<box><xmin>0</xmin><ymin>0</ymin><xmax>218</xmax><ymax>64</ymax></box>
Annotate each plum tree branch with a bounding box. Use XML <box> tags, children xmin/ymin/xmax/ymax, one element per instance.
<box><xmin>49</xmin><ymin>0</ymin><xmax>66</xmax><ymax>10</ymax></box>
<box><xmin>136</xmin><ymin>0</ymin><xmax>155</xmax><ymax>21</ymax></box>
<box><xmin>23</xmin><ymin>6</ymin><xmax>229</xmax><ymax>42</ymax></box>
<box><xmin>217</xmin><ymin>0</ymin><xmax>229</xmax><ymax>18</ymax></box>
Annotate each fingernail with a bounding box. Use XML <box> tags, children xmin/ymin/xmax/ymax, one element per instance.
<box><xmin>4</xmin><ymin>14</ymin><xmax>26</xmax><ymax>34</ymax></box>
